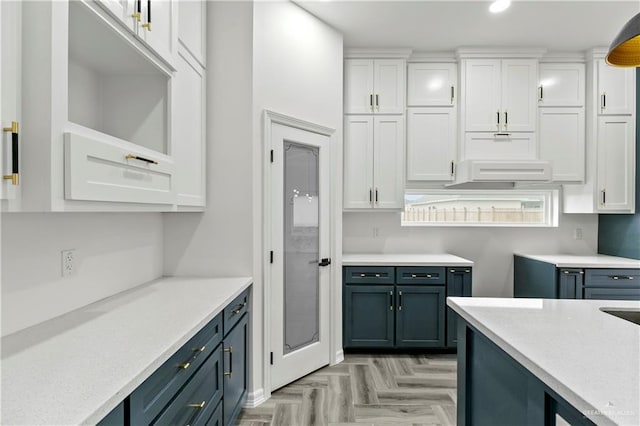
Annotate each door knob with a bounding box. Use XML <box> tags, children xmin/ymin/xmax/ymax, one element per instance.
<box><xmin>318</xmin><ymin>258</ymin><xmax>331</xmax><ymax>267</ymax></box>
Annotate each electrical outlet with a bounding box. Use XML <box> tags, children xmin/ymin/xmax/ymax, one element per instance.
<box><xmin>574</xmin><ymin>228</ymin><xmax>583</xmax><ymax>240</ymax></box>
<box><xmin>373</xmin><ymin>227</ymin><xmax>380</xmax><ymax>238</ymax></box>
<box><xmin>61</xmin><ymin>249</ymin><xmax>76</xmax><ymax>277</ymax></box>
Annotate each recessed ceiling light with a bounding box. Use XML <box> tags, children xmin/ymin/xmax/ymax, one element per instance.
<box><xmin>489</xmin><ymin>0</ymin><xmax>511</xmax><ymax>14</ymax></box>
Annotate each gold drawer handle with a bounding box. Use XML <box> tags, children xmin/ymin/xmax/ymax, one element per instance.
<box><xmin>187</xmin><ymin>400</ymin><xmax>206</xmax><ymax>409</ymax></box>
<box><xmin>125</xmin><ymin>154</ymin><xmax>158</xmax><ymax>165</ymax></box>
<box><xmin>179</xmin><ymin>362</ymin><xmax>191</xmax><ymax>370</ymax></box>
<box><xmin>224</xmin><ymin>346</ymin><xmax>233</xmax><ymax>378</ymax></box>
<box><xmin>178</xmin><ymin>345</ymin><xmax>207</xmax><ymax>369</ymax></box>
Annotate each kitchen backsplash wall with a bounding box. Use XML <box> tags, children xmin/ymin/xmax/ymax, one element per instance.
<box><xmin>1</xmin><ymin>213</ymin><xmax>163</xmax><ymax>336</ymax></box>
<box><xmin>343</xmin><ymin>212</ymin><xmax>598</xmax><ymax>297</ymax></box>
<box><xmin>598</xmin><ymin>69</ymin><xmax>640</xmax><ymax>260</ymax></box>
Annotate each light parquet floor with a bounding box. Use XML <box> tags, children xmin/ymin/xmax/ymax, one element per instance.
<box><xmin>237</xmin><ymin>353</ymin><xmax>457</xmax><ymax>426</ymax></box>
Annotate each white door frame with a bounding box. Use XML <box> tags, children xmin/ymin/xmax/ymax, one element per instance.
<box><xmin>261</xmin><ymin>110</ymin><xmax>339</xmax><ymax>400</ymax></box>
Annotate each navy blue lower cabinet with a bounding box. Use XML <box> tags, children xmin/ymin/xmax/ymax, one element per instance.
<box><xmin>584</xmin><ymin>287</ymin><xmax>640</xmax><ymax>300</ymax></box>
<box><xmin>446</xmin><ymin>268</ymin><xmax>472</xmax><ymax>347</ymax></box>
<box><xmin>97</xmin><ymin>402</ymin><xmax>124</xmax><ymax>426</ymax></box>
<box><xmin>205</xmin><ymin>401</ymin><xmax>223</xmax><ymax>426</ymax></box>
<box><xmin>344</xmin><ymin>285</ymin><xmax>395</xmax><ymax>348</ymax></box>
<box><xmin>558</xmin><ymin>269</ymin><xmax>584</xmax><ymax>299</ymax></box>
<box><xmin>457</xmin><ymin>320</ymin><xmax>595</xmax><ymax>426</ymax></box>
<box><xmin>223</xmin><ymin>313</ymin><xmax>248</xmax><ymax>426</ymax></box>
<box><xmin>395</xmin><ymin>285</ymin><xmax>445</xmax><ymax>348</ymax></box>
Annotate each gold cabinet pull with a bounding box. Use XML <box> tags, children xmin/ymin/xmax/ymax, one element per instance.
<box><xmin>187</xmin><ymin>400</ymin><xmax>206</xmax><ymax>409</ymax></box>
<box><xmin>125</xmin><ymin>154</ymin><xmax>158</xmax><ymax>165</ymax></box>
<box><xmin>178</xmin><ymin>362</ymin><xmax>191</xmax><ymax>370</ymax></box>
<box><xmin>3</xmin><ymin>121</ymin><xmax>19</xmax><ymax>185</ymax></box>
<box><xmin>231</xmin><ymin>302</ymin><xmax>246</xmax><ymax>315</ymax></box>
<box><xmin>131</xmin><ymin>0</ymin><xmax>141</xmax><ymax>20</ymax></box>
<box><xmin>224</xmin><ymin>346</ymin><xmax>233</xmax><ymax>378</ymax></box>
<box><xmin>141</xmin><ymin>0</ymin><xmax>152</xmax><ymax>30</ymax></box>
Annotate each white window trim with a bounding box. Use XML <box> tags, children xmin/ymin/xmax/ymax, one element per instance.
<box><xmin>401</xmin><ymin>189</ymin><xmax>559</xmax><ymax>228</ymax></box>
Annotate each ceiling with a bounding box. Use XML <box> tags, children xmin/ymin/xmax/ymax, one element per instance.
<box><xmin>295</xmin><ymin>0</ymin><xmax>639</xmax><ymax>53</ymax></box>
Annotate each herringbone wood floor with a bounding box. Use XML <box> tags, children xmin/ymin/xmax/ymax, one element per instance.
<box><xmin>237</xmin><ymin>353</ymin><xmax>457</xmax><ymax>426</ymax></box>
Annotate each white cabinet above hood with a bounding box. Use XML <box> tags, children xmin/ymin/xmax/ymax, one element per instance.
<box><xmin>446</xmin><ymin>160</ymin><xmax>552</xmax><ymax>189</ymax></box>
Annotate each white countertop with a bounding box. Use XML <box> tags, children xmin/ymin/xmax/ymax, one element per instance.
<box><xmin>447</xmin><ymin>297</ymin><xmax>640</xmax><ymax>426</ymax></box>
<box><xmin>342</xmin><ymin>253</ymin><xmax>474</xmax><ymax>267</ymax></box>
<box><xmin>515</xmin><ymin>253</ymin><xmax>640</xmax><ymax>268</ymax></box>
<box><xmin>1</xmin><ymin>276</ymin><xmax>252</xmax><ymax>426</ymax></box>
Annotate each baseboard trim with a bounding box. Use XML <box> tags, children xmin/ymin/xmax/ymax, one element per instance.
<box><xmin>244</xmin><ymin>388</ymin><xmax>266</xmax><ymax>408</ymax></box>
<box><xmin>334</xmin><ymin>349</ymin><xmax>344</xmax><ymax>364</ymax></box>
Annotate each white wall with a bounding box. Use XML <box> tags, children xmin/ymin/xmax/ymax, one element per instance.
<box><xmin>343</xmin><ymin>212</ymin><xmax>598</xmax><ymax>297</ymax></box>
<box><xmin>1</xmin><ymin>213</ymin><xmax>163</xmax><ymax>336</ymax></box>
<box><xmin>251</xmin><ymin>0</ymin><xmax>343</xmax><ymax>402</ymax></box>
<box><xmin>163</xmin><ymin>1</ymin><xmax>254</xmax><ymax>278</ymax></box>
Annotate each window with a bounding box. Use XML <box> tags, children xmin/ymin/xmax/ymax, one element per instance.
<box><xmin>402</xmin><ymin>190</ymin><xmax>559</xmax><ymax>227</ymax></box>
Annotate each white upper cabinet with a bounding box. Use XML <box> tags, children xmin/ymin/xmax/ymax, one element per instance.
<box><xmin>345</xmin><ymin>59</ymin><xmax>404</xmax><ymax>114</ymax></box>
<box><xmin>95</xmin><ymin>0</ymin><xmax>136</xmax><ymax>31</ymax></box>
<box><xmin>539</xmin><ymin>63</ymin><xmax>585</xmax><ymax>107</ymax></box>
<box><xmin>539</xmin><ymin>108</ymin><xmax>585</xmax><ymax>182</ymax></box>
<box><xmin>462</xmin><ymin>60</ymin><xmax>501</xmax><ymax>132</ymax></box>
<box><xmin>1</xmin><ymin>0</ymin><xmax>22</xmax><ymax>210</ymax></box>
<box><xmin>138</xmin><ymin>0</ymin><xmax>177</xmax><ymax>66</ymax></box>
<box><xmin>407</xmin><ymin>63</ymin><xmax>457</xmax><ymax>107</ymax></box>
<box><xmin>462</xmin><ymin>59</ymin><xmax>537</xmax><ymax>132</ymax></box>
<box><xmin>344</xmin><ymin>115</ymin><xmax>404</xmax><ymax>209</ymax></box>
<box><xmin>173</xmin><ymin>45</ymin><xmax>206</xmax><ymax>208</ymax></box>
<box><xmin>597</xmin><ymin>60</ymin><xmax>635</xmax><ymax>115</ymax></box>
<box><xmin>597</xmin><ymin>115</ymin><xmax>635</xmax><ymax>212</ymax></box>
<box><xmin>178</xmin><ymin>0</ymin><xmax>206</xmax><ymax>65</ymax></box>
<box><xmin>407</xmin><ymin>108</ymin><xmax>456</xmax><ymax>181</ymax></box>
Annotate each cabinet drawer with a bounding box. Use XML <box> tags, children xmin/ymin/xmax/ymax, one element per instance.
<box><xmin>397</xmin><ymin>267</ymin><xmax>446</xmax><ymax>285</ymax></box>
<box><xmin>584</xmin><ymin>287</ymin><xmax>640</xmax><ymax>300</ymax></box>
<box><xmin>64</xmin><ymin>132</ymin><xmax>175</xmax><ymax>205</ymax></box>
<box><xmin>130</xmin><ymin>314</ymin><xmax>222</xmax><ymax>425</ymax></box>
<box><xmin>224</xmin><ymin>288</ymin><xmax>250</xmax><ymax>336</ymax></box>
<box><xmin>152</xmin><ymin>347</ymin><xmax>224</xmax><ymax>426</ymax></box>
<box><xmin>344</xmin><ymin>267</ymin><xmax>395</xmax><ymax>284</ymax></box>
<box><xmin>584</xmin><ymin>269</ymin><xmax>640</xmax><ymax>288</ymax></box>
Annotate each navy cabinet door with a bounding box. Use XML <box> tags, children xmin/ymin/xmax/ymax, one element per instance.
<box><xmin>97</xmin><ymin>402</ymin><xmax>124</xmax><ymax>426</ymax></box>
<box><xmin>344</xmin><ymin>285</ymin><xmax>395</xmax><ymax>348</ymax></box>
<box><xmin>223</xmin><ymin>314</ymin><xmax>248</xmax><ymax>426</ymax></box>
<box><xmin>446</xmin><ymin>268</ymin><xmax>472</xmax><ymax>347</ymax></box>
<box><xmin>558</xmin><ymin>269</ymin><xmax>584</xmax><ymax>299</ymax></box>
<box><xmin>395</xmin><ymin>285</ymin><xmax>445</xmax><ymax>348</ymax></box>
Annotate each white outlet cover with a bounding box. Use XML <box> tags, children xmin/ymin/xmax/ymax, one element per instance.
<box><xmin>61</xmin><ymin>249</ymin><xmax>76</xmax><ymax>277</ymax></box>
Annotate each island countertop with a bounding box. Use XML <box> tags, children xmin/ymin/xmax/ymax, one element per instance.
<box><xmin>515</xmin><ymin>253</ymin><xmax>640</xmax><ymax>268</ymax></box>
<box><xmin>1</xmin><ymin>276</ymin><xmax>253</xmax><ymax>426</ymax></box>
<box><xmin>447</xmin><ymin>297</ymin><xmax>640</xmax><ymax>426</ymax></box>
<box><xmin>342</xmin><ymin>253</ymin><xmax>474</xmax><ymax>267</ymax></box>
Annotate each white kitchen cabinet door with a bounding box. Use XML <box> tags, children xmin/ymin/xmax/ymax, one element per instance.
<box><xmin>373</xmin><ymin>116</ymin><xmax>404</xmax><ymax>208</ymax></box>
<box><xmin>597</xmin><ymin>60</ymin><xmax>635</xmax><ymax>115</ymax></box>
<box><xmin>1</xmin><ymin>0</ymin><xmax>21</xmax><ymax>209</ymax></box>
<box><xmin>539</xmin><ymin>63</ymin><xmax>585</xmax><ymax>107</ymax></box>
<box><xmin>539</xmin><ymin>108</ymin><xmax>585</xmax><ymax>182</ymax></box>
<box><xmin>344</xmin><ymin>116</ymin><xmax>375</xmax><ymax>209</ymax></box>
<box><xmin>178</xmin><ymin>0</ymin><xmax>206</xmax><ymax>65</ymax></box>
<box><xmin>139</xmin><ymin>0</ymin><xmax>177</xmax><ymax>65</ymax></box>
<box><xmin>463</xmin><ymin>132</ymin><xmax>537</xmax><ymax>160</ymax></box>
<box><xmin>596</xmin><ymin>115</ymin><xmax>635</xmax><ymax>212</ymax></box>
<box><xmin>407</xmin><ymin>63</ymin><xmax>457</xmax><ymax>107</ymax></box>
<box><xmin>95</xmin><ymin>0</ymin><xmax>136</xmax><ymax>31</ymax></box>
<box><xmin>173</xmin><ymin>46</ymin><xmax>205</xmax><ymax>207</ymax></box>
<box><xmin>345</xmin><ymin>59</ymin><xmax>375</xmax><ymax>114</ymax></box>
<box><xmin>501</xmin><ymin>59</ymin><xmax>537</xmax><ymax>132</ymax></box>
<box><xmin>374</xmin><ymin>59</ymin><xmax>405</xmax><ymax>114</ymax></box>
<box><xmin>407</xmin><ymin>108</ymin><xmax>456</xmax><ymax>181</ymax></box>
<box><xmin>463</xmin><ymin>59</ymin><xmax>501</xmax><ymax>131</ymax></box>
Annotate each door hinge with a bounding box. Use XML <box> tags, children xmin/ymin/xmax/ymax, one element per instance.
<box><xmin>270</xmin><ymin>251</ymin><xmax>274</xmax><ymax>264</ymax></box>
<box><xmin>270</xmin><ymin>352</ymin><xmax>274</xmax><ymax>365</ymax></box>
<box><xmin>270</xmin><ymin>150</ymin><xmax>274</xmax><ymax>163</ymax></box>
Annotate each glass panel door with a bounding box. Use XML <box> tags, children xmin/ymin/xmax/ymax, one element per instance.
<box><xmin>283</xmin><ymin>142</ymin><xmax>319</xmax><ymax>354</ymax></box>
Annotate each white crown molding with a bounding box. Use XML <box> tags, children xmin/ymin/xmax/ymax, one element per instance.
<box><xmin>456</xmin><ymin>47</ymin><xmax>548</xmax><ymax>59</ymax></box>
<box><xmin>585</xmin><ymin>47</ymin><xmax>608</xmax><ymax>61</ymax></box>
<box><xmin>408</xmin><ymin>51</ymin><xmax>457</xmax><ymax>63</ymax></box>
<box><xmin>345</xmin><ymin>47</ymin><xmax>413</xmax><ymax>59</ymax></box>
<box><xmin>540</xmin><ymin>51</ymin><xmax>586</xmax><ymax>63</ymax></box>
<box><xmin>263</xmin><ymin>110</ymin><xmax>335</xmax><ymax>137</ymax></box>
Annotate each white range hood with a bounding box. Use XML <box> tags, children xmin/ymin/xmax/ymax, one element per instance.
<box><xmin>446</xmin><ymin>160</ymin><xmax>552</xmax><ymax>189</ymax></box>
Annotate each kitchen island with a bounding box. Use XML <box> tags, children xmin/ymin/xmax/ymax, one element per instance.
<box><xmin>448</xmin><ymin>297</ymin><xmax>640</xmax><ymax>426</ymax></box>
